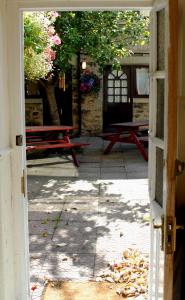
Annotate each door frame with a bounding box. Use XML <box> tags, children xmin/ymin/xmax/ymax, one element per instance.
<box><xmin>1</xmin><ymin>0</ymin><xmax>178</xmax><ymax>299</ymax></box>
<box><xmin>103</xmin><ymin>65</ymin><xmax>132</xmax><ymax>131</ymax></box>
<box><xmin>164</xmin><ymin>1</ymin><xmax>178</xmax><ymax>299</ymax></box>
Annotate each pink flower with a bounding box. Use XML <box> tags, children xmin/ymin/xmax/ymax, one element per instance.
<box><xmin>51</xmin><ymin>35</ymin><xmax>61</xmax><ymax>45</ymax></box>
<box><xmin>48</xmin><ymin>26</ymin><xmax>55</xmax><ymax>36</ymax></box>
<box><xmin>51</xmin><ymin>11</ymin><xmax>59</xmax><ymax>18</ymax></box>
<box><xmin>44</xmin><ymin>47</ymin><xmax>56</xmax><ymax>61</ymax></box>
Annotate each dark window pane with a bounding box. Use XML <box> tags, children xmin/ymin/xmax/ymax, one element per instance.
<box><xmin>108</xmin><ymin>96</ymin><xmax>113</xmax><ymax>103</ymax></box>
<box><xmin>115</xmin><ymin>96</ymin><xmax>120</xmax><ymax>102</ymax></box>
<box><xmin>157</xmin><ymin>9</ymin><xmax>165</xmax><ymax>71</ymax></box>
<box><xmin>108</xmin><ymin>88</ymin><xmax>113</xmax><ymax>95</ymax></box>
<box><xmin>121</xmin><ymin>96</ymin><xmax>127</xmax><ymax>103</ymax></box>
<box><xmin>156</xmin><ymin>79</ymin><xmax>165</xmax><ymax>139</ymax></box>
<box><xmin>155</xmin><ymin>147</ymin><xmax>164</xmax><ymax>207</ymax></box>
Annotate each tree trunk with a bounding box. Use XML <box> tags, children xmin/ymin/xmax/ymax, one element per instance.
<box><xmin>40</xmin><ymin>79</ymin><xmax>60</xmax><ymax>125</ymax></box>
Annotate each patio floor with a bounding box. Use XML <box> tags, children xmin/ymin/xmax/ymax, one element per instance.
<box><xmin>28</xmin><ymin>136</ymin><xmax>150</xmax><ymax>300</ymax></box>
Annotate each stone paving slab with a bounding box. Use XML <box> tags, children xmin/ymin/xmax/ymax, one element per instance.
<box><xmin>27</xmin><ymin>156</ymin><xmax>74</xmax><ymax>166</ymax></box>
<box><xmin>29</xmin><ymin>202</ymin><xmax>64</xmax><ymax>210</ymax></box>
<box><xmin>28</xmin><ymin>211</ymin><xmax>61</xmax><ymax>221</ymax></box>
<box><xmin>28</xmin><ymin>136</ymin><xmax>150</xmax><ymax>299</ymax></box>
<box><xmin>122</xmin><ymin>150</ymin><xmax>146</xmax><ymax>158</ymax></box>
<box><xmin>98</xmin><ymin>202</ymin><xmax>149</xmax><ymax>225</ymax></box>
<box><xmin>99</xmin><ymin>179</ymin><xmax>149</xmax><ymax>200</ymax></box>
<box><xmin>27</xmin><ymin>166</ymin><xmax>78</xmax><ymax>177</ymax></box>
<box><xmin>126</xmin><ymin>171</ymin><xmax>148</xmax><ymax>179</ymax></box>
<box><xmin>29</xmin><ymin>220</ymin><xmax>57</xmax><ymax>235</ymax></box>
<box><xmin>60</xmin><ymin>210</ymin><xmax>102</xmax><ymax>224</ymax></box>
<box><xmin>44</xmin><ymin>179</ymin><xmax>100</xmax><ymax>198</ymax></box>
<box><xmin>30</xmin><ymin>252</ymin><xmax>47</xmax><ymax>282</ymax></box>
<box><xmin>63</xmin><ymin>201</ymin><xmax>98</xmax><ymax>212</ymax></box>
<box><xmin>125</xmin><ymin>162</ymin><xmax>148</xmax><ymax>173</ymax></box>
<box><xmin>77</xmin><ymin>173</ymin><xmax>100</xmax><ymax>180</ymax></box>
<box><xmin>96</xmin><ymin>222</ymin><xmax>150</xmax><ymax>254</ymax></box>
<box><xmin>29</xmin><ymin>234</ymin><xmax>54</xmax><ymax>252</ymax></box>
<box><xmin>41</xmin><ymin>252</ymin><xmax>95</xmax><ymax>280</ymax></box>
<box><xmin>79</xmin><ymin>162</ymin><xmax>100</xmax><ymax>168</ymax></box>
<box><xmin>79</xmin><ymin>155</ymin><xmax>102</xmax><ymax>163</ymax></box>
<box><xmin>100</xmin><ymin>172</ymin><xmax>127</xmax><ymax>180</ymax></box>
<box><xmin>27</xmin><ymin>177</ymin><xmax>45</xmax><ymax>200</ymax></box>
<box><xmin>52</xmin><ymin>221</ymin><xmax>97</xmax><ymax>254</ymax></box>
<box><xmin>63</xmin><ymin>194</ymin><xmax>100</xmax><ymax>202</ymax></box>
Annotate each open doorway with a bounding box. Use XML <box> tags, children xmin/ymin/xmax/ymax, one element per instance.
<box><xmin>25</xmin><ymin>10</ymin><xmax>150</xmax><ymax>300</ymax></box>
<box><xmin>1</xmin><ymin>0</ymin><xmax>178</xmax><ymax>299</ymax></box>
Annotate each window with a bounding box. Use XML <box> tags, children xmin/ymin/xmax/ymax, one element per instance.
<box><xmin>136</xmin><ymin>68</ymin><xmax>149</xmax><ymax>95</ymax></box>
<box><xmin>107</xmin><ymin>70</ymin><xmax>128</xmax><ymax>103</ymax></box>
<box><xmin>132</xmin><ymin>66</ymin><xmax>149</xmax><ymax>98</ymax></box>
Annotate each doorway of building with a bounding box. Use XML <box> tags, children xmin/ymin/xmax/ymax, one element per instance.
<box><xmin>103</xmin><ymin>65</ymin><xmax>149</xmax><ymax>132</ymax></box>
<box><xmin>103</xmin><ymin>65</ymin><xmax>132</xmax><ymax>131</ymax></box>
<box><xmin>1</xmin><ymin>2</ymin><xmax>176</xmax><ymax>299</ymax></box>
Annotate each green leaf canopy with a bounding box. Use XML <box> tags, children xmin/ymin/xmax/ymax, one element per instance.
<box><xmin>54</xmin><ymin>11</ymin><xmax>150</xmax><ymax>72</ymax></box>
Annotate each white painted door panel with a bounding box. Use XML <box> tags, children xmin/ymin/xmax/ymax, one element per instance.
<box><xmin>149</xmin><ymin>1</ymin><xmax>178</xmax><ymax>299</ymax></box>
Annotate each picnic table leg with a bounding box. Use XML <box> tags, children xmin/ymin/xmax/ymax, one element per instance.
<box><xmin>103</xmin><ymin>134</ymin><xmax>121</xmax><ymax>154</ymax></box>
<box><xmin>71</xmin><ymin>149</ymin><xmax>80</xmax><ymax>167</ymax></box>
<box><xmin>130</xmin><ymin>131</ymin><xmax>148</xmax><ymax>161</ymax></box>
<box><xmin>63</xmin><ymin>134</ymin><xmax>80</xmax><ymax>167</ymax></box>
<box><xmin>103</xmin><ymin>140</ymin><xmax>117</xmax><ymax>154</ymax></box>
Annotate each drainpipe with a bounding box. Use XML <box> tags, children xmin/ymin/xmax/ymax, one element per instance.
<box><xmin>77</xmin><ymin>52</ymin><xmax>81</xmax><ymax>135</ymax></box>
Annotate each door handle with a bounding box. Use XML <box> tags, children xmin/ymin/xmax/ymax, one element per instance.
<box><xmin>154</xmin><ymin>216</ymin><xmax>184</xmax><ymax>254</ymax></box>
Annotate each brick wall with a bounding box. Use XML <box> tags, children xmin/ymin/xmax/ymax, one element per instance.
<box><xmin>133</xmin><ymin>99</ymin><xmax>149</xmax><ymax>121</ymax></box>
<box><xmin>72</xmin><ymin>55</ymin><xmax>103</xmax><ymax>135</ymax></box>
<box><xmin>25</xmin><ymin>98</ymin><xmax>43</xmax><ymax>126</ymax></box>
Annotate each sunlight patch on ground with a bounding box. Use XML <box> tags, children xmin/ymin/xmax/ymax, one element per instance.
<box><xmin>43</xmin><ymin>179</ymin><xmax>58</xmax><ymax>188</ymax></box>
<box><xmin>59</xmin><ymin>180</ymin><xmax>98</xmax><ymax>193</ymax></box>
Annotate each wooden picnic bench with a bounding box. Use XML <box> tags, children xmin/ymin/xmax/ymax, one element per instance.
<box><xmin>99</xmin><ymin>120</ymin><xmax>149</xmax><ymax>161</ymax></box>
<box><xmin>26</xmin><ymin>126</ymin><xmax>89</xmax><ymax>167</ymax></box>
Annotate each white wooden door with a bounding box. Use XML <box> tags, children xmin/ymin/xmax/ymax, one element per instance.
<box><xmin>2</xmin><ymin>3</ymin><xmax>30</xmax><ymax>300</ymax></box>
<box><xmin>149</xmin><ymin>0</ymin><xmax>178</xmax><ymax>299</ymax></box>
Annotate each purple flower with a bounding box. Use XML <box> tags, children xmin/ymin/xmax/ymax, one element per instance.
<box><xmin>80</xmin><ymin>71</ymin><xmax>100</xmax><ymax>94</ymax></box>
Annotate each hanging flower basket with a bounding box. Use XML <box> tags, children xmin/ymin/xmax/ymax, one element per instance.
<box><xmin>80</xmin><ymin>70</ymin><xmax>100</xmax><ymax>94</ymax></box>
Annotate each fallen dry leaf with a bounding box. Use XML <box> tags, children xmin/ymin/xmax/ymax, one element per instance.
<box><xmin>96</xmin><ymin>248</ymin><xmax>149</xmax><ymax>298</ymax></box>
<box><xmin>41</xmin><ymin>219</ymin><xmax>49</xmax><ymax>224</ymax></box>
<box><xmin>42</xmin><ymin>232</ymin><xmax>48</xmax><ymax>237</ymax></box>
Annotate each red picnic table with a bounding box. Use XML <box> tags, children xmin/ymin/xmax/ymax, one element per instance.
<box><xmin>100</xmin><ymin>120</ymin><xmax>149</xmax><ymax>161</ymax></box>
<box><xmin>26</xmin><ymin>125</ymin><xmax>88</xmax><ymax>167</ymax></box>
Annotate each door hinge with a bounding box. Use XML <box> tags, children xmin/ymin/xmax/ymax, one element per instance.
<box><xmin>21</xmin><ymin>170</ymin><xmax>26</xmax><ymax>197</ymax></box>
<box><xmin>175</xmin><ymin>159</ymin><xmax>185</xmax><ymax>176</ymax></box>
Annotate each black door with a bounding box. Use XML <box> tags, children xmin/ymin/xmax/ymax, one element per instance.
<box><xmin>103</xmin><ymin>65</ymin><xmax>132</xmax><ymax>132</ymax></box>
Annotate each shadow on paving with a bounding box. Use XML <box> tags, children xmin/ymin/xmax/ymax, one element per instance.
<box><xmin>28</xmin><ymin>138</ymin><xmax>149</xmax><ymax>298</ymax></box>
<box><xmin>29</xmin><ymin>181</ymin><xmax>150</xmax><ymax>278</ymax></box>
